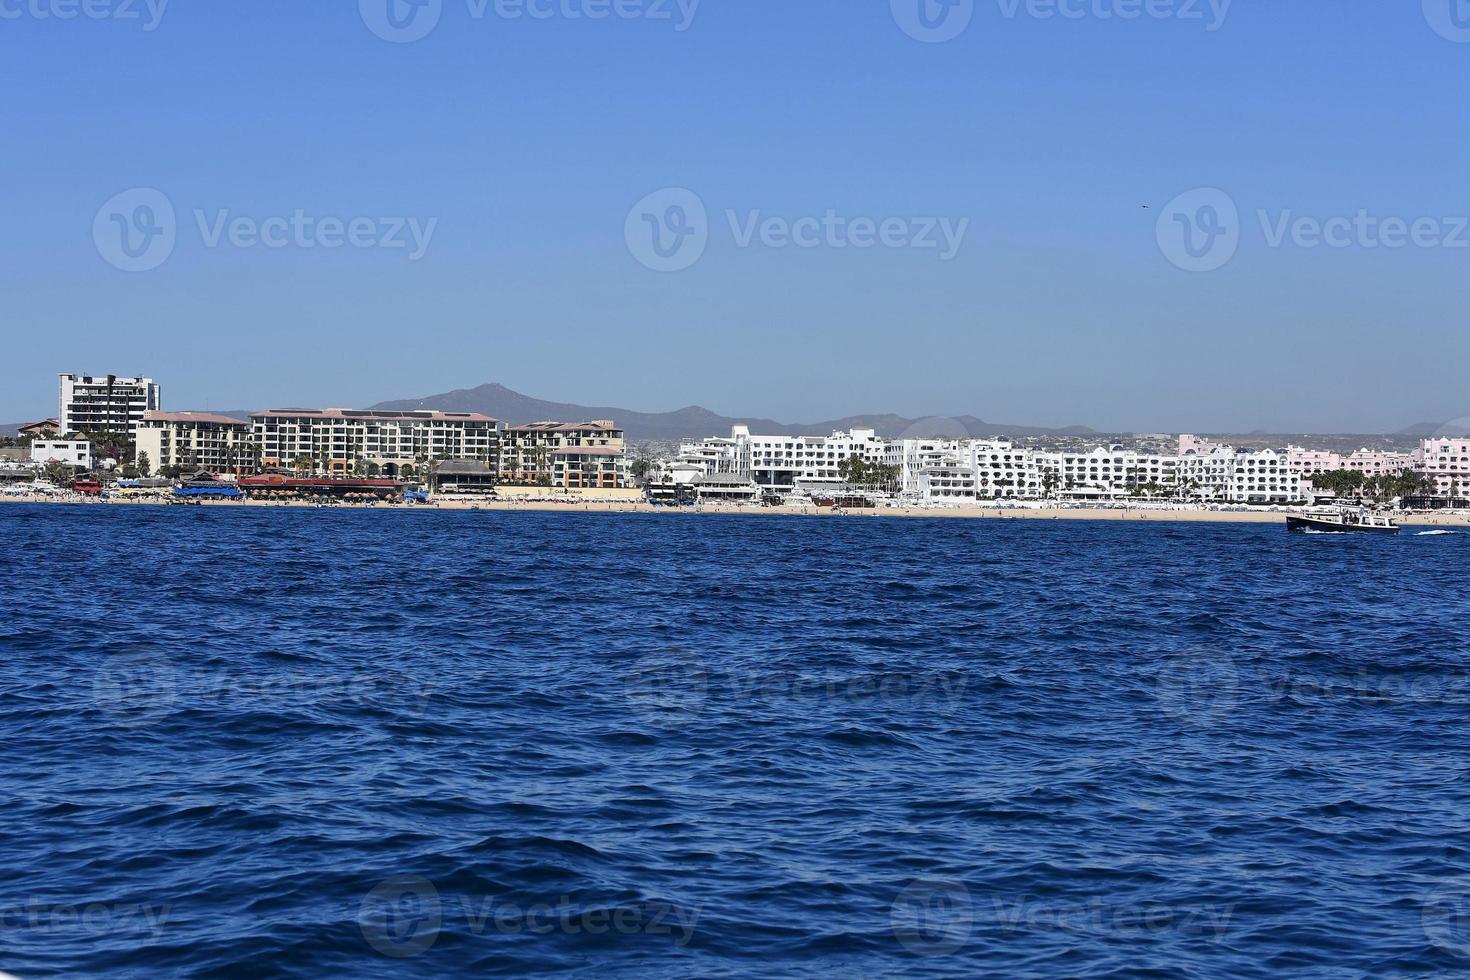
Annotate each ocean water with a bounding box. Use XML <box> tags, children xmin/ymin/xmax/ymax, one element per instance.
<box><xmin>3</xmin><ymin>504</ymin><xmax>1469</xmax><ymax>978</ymax></box>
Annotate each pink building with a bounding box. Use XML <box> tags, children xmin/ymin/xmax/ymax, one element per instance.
<box><xmin>1418</xmin><ymin>438</ymin><xmax>1470</xmax><ymax>497</ymax></box>
<box><xmin>1286</xmin><ymin>446</ymin><xmax>1416</xmax><ymax>480</ymax></box>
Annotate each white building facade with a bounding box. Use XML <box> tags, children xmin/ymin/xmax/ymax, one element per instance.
<box><xmin>58</xmin><ymin>374</ymin><xmax>161</xmax><ymax>438</ymax></box>
<box><xmin>31</xmin><ymin>440</ymin><xmax>94</xmax><ymax>469</ymax></box>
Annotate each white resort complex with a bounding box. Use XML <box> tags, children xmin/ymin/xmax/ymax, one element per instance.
<box><xmin>657</xmin><ymin>427</ymin><xmax>1438</xmax><ymax>506</ymax></box>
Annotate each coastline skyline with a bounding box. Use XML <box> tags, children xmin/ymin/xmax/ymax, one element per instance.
<box><xmin>5</xmin><ymin>378</ymin><xmax>1468</xmax><ymax>442</ymax></box>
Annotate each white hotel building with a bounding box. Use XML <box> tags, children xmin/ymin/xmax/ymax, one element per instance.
<box><xmin>252</xmin><ymin>409</ymin><xmax>503</xmax><ymax>477</ymax></box>
<box><xmin>735</xmin><ymin>426</ymin><xmax>888</xmax><ymax>492</ymax></box>
<box><xmin>58</xmin><ymin>374</ymin><xmax>161</xmax><ymax>438</ymax></box>
<box><xmin>680</xmin><ymin>427</ymin><xmax>1303</xmax><ymax>504</ymax></box>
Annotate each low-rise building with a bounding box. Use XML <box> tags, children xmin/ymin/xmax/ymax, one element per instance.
<box><xmin>135</xmin><ymin>411</ymin><xmax>251</xmax><ymax>477</ymax></box>
<box><xmin>17</xmin><ymin>419</ymin><xmax>60</xmax><ymax>441</ymax></box>
<box><xmin>31</xmin><ymin>440</ymin><xmax>93</xmax><ymax>470</ymax></box>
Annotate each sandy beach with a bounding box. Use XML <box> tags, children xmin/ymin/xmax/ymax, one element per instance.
<box><xmin>5</xmin><ymin>493</ymin><xmax>1469</xmax><ymax>526</ymax></box>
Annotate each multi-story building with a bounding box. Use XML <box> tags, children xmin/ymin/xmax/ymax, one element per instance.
<box><xmin>251</xmin><ymin>409</ymin><xmax>503</xmax><ymax>478</ymax></box>
<box><xmin>58</xmin><ymin>374</ymin><xmax>161</xmax><ymax>438</ymax></box>
<box><xmin>969</xmin><ymin>441</ymin><xmax>1041</xmax><ymax>499</ymax></box>
<box><xmin>135</xmin><ymin>411</ymin><xmax>251</xmax><ymax>477</ymax></box>
<box><xmin>1225</xmin><ymin>448</ymin><xmax>1299</xmax><ymax>503</ymax></box>
<box><xmin>31</xmin><ymin>440</ymin><xmax>93</xmax><ymax>470</ymax></box>
<box><xmin>1418</xmin><ymin>437</ymin><xmax>1470</xmax><ymax>498</ymax></box>
<box><xmin>1287</xmin><ymin>447</ymin><xmax>1417</xmax><ymax>481</ymax></box>
<box><xmin>1035</xmin><ymin>447</ymin><xmax>1182</xmax><ymax>497</ymax></box>
<box><xmin>500</xmin><ymin>421</ymin><xmax>627</xmax><ymax>488</ymax></box>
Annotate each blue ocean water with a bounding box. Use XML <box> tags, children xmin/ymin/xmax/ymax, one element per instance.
<box><xmin>3</xmin><ymin>504</ymin><xmax>1469</xmax><ymax>978</ymax></box>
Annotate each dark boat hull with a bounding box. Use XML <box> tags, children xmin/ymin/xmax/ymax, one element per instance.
<box><xmin>1287</xmin><ymin>516</ymin><xmax>1399</xmax><ymax>535</ymax></box>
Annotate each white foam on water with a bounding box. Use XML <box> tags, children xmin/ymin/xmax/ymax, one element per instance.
<box><xmin>1415</xmin><ymin>530</ymin><xmax>1458</xmax><ymax>536</ymax></box>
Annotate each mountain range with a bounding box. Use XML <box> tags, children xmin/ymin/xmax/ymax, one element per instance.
<box><xmin>366</xmin><ymin>383</ymin><xmax>1099</xmax><ymax>442</ymax></box>
<box><xmin>5</xmin><ymin>383</ymin><xmax>1464</xmax><ymax>442</ymax></box>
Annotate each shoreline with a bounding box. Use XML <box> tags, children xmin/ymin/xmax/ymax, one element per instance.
<box><xmin>4</xmin><ymin>495</ymin><xmax>1469</xmax><ymax>526</ymax></box>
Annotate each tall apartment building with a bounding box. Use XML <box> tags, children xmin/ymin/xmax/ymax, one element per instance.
<box><xmin>251</xmin><ymin>409</ymin><xmax>503</xmax><ymax>478</ymax></box>
<box><xmin>501</xmin><ymin>421</ymin><xmax>627</xmax><ymax>488</ymax></box>
<box><xmin>58</xmin><ymin>374</ymin><xmax>161</xmax><ymax>438</ymax></box>
<box><xmin>135</xmin><ymin>412</ymin><xmax>251</xmax><ymax>476</ymax></box>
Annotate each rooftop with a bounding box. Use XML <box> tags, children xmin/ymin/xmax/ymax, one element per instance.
<box><xmin>143</xmin><ymin>411</ymin><xmax>249</xmax><ymax>427</ymax></box>
<box><xmin>508</xmin><ymin>420</ymin><xmax>620</xmax><ymax>433</ymax></box>
<box><xmin>252</xmin><ymin>408</ymin><xmax>499</xmax><ymax>423</ymax></box>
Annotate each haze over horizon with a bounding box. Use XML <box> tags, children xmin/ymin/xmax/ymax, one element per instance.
<box><xmin>4</xmin><ymin>3</ymin><xmax>1468</xmax><ymax>432</ymax></box>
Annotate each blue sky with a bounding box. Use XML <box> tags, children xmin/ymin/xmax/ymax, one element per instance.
<box><xmin>3</xmin><ymin>1</ymin><xmax>1468</xmax><ymax>432</ymax></box>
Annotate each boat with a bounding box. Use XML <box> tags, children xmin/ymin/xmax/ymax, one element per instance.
<box><xmin>1287</xmin><ymin>506</ymin><xmax>1400</xmax><ymax>535</ymax></box>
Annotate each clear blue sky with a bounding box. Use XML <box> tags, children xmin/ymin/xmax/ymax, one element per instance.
<box><xmin>3</xmin><ymin>1</ymin><xmax>1468</xmax><ymax>432</ymax></box>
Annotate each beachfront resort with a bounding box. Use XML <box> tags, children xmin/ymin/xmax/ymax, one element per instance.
<box><xmin>2</xmin><ymin>372</ymin><xmax>1469</xmax><ymax>515</ymax></box>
